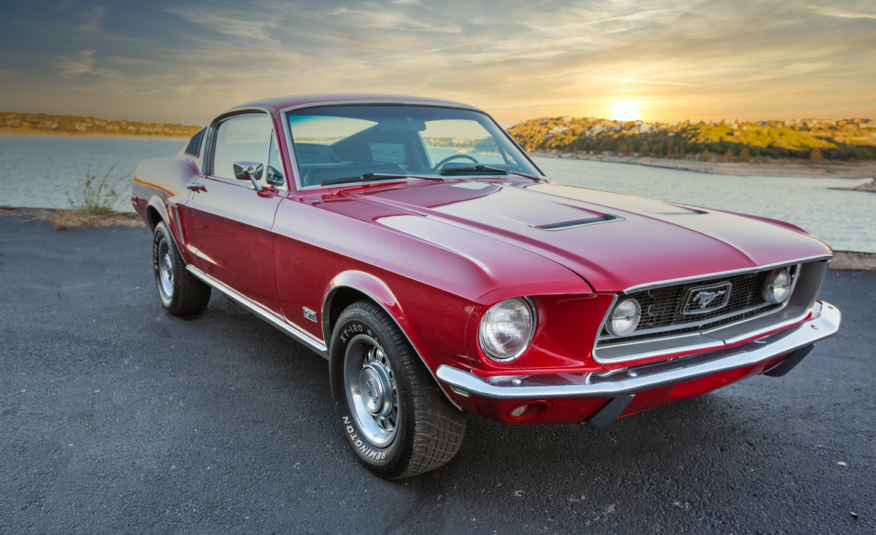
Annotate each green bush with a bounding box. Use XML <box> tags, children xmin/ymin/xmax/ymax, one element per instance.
<box><xmin>66</xmin><ymin>165</ymin><xmax>129</xmax><ymax>216</ymax></box>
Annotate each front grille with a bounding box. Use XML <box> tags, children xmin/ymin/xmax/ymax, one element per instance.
<box><xmin>598</xmin><ymin>267</ymin><xmax>792</xmax><ymax>346</ymax></box>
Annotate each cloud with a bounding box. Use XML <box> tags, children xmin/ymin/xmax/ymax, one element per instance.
<box><xmin>815</xmin><ymin>7</ymin><xmax>876</xmax><ymax>20</ymax></box>
<box><xmin>59</xmin><ymin>50</ymin><xmax>97</xmax><ymax>78</ymax></box>
<box><xmin>163</xmin><ymin>5</ymin><xmax>279</xmax><ymax>42</ymax></box>
<box><xmin>324</xmin><ymin>4</ymin><xmax>462</xmax><ymax>33</ymax></box>
<box><xmin>106</xmin><ymin>57</ymin><xmax>160</xmax><ymax>65</ymax></box>
<box><xmin>586</xmin><ymin>76</ymin><xmax>699</xmax><ymax>87</ymax></box>
<box><xmin>76</xmin><ymin>5</ymin><xmax>105</xmax><ymax>32</ymax></box>
<box><xmin>8</xmin><ymin>0</ymin><xmax>875</xmax><ymax>125</ymax></box>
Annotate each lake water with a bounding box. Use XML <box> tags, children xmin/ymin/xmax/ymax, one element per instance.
<box><xmin>1</xmin><ymin>136</ymin><xmax>874</xmax><ymax>252</ymax></box>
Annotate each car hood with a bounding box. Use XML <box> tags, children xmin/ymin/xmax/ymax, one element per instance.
<box><xmin>349</xmin><ymin>180</ymin><xmax>831</xmax><ymax>292</ymax></box>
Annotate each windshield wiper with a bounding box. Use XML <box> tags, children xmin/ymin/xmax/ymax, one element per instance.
<box><xmin>320</xmin><ymin>173</ymin><xmax>410</xmax><ymax>187</ymax></box>
<box><xmin>439</xmin><ymin>165</ymin><xmax>541</xmax><ymax>181</ymax></box>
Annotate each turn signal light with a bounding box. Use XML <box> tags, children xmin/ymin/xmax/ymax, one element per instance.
<box><xmin>507</xmin><ymin>400</ymin><xmax>552</xmax><ymax>421</ymax></box>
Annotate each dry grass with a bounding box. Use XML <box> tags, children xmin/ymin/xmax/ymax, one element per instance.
<box><xmin>0</xmin><ymin>206</ymin><xmax>145</xmax><ymax>229</ymax></box>
<box><xmin>0</xmin><ymin>164</ymin><xmax>146</xmax><ymax>229</ymax></box>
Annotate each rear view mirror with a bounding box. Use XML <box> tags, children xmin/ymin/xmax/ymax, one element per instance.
<box><xmin>378</xmin><ymin>118</ymin><xmax>426</xmax><ymax>132</ymax></box>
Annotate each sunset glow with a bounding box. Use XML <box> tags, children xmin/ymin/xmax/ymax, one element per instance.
<box><xmin>609</xmin><ymin>101</ymin><xmax>642</xmax><ymax>122</ymax></box>
<box><xmin>0</xmin><ymin>1</ymin><xmax>874</xmax><ymax>125</ymax></box>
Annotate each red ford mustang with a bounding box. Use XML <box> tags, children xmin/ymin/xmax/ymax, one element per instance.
<box><xmin>132</xmin><ymin>94</ymin><xmax>841</xmax><ymax>479</ymax></box>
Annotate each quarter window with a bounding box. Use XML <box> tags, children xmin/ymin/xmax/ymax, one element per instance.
<box><xmin>185</xmin><ymin>128</ymin><xmax>205</xmax><ymax>157</ymax></box>
<box><xmin>212</xmin><ymin>115</ymin><xmax>272</xmax><ymax>183</ymax></box>
<box><xmin>266</xmin><ymin>133</ymin><xmax>285</xmax><ymax>187</ymax></box>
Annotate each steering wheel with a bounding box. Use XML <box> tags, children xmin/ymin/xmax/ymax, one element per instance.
<box><xmin>433</xmin><ymin>153</ymin><xmax>479</xmax><ymax>171</ymax></box>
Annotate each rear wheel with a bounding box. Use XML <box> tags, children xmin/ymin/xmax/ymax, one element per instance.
<box><xmin>152</xmin><ymin>221</ymin><xmax>211</xmax><ymax>315</ymax></box>
<box><xmin>329</xmin><ymin>300</ymin><xmax>467</xmax><ymax>479</ymax></box>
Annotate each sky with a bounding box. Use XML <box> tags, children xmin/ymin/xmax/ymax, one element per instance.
<box><xmin>1</xmin><ymin>0</ymin><xmax>875</xmax><ymax>126</ymax></box>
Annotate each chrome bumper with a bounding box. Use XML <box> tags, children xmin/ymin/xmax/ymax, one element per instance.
<box><xmin>436</xmin><ymin>302</ymin><xmax>841</xmax><ymax>400</ymax></box>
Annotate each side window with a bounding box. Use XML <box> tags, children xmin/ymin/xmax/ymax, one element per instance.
<box><xmin>212</xmin><ymin>115</ymin><xmax>272</xmax><ymax>183</ymax></box>
<box><xmin>265</xmin><ymin>133</ymin><xmax>285</xmax><ymax>187</ymax></box>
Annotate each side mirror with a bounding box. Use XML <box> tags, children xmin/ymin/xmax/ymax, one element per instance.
<box><xmin>233</xmin><ymin>161</ymin><xmax>264</xmax><ymax>192</ymax></box>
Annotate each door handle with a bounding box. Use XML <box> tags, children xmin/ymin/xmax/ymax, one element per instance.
<box><xmin>187</xmin><ymin>183</ymin><xmax>207</xmax><ymax>193</ymax></box>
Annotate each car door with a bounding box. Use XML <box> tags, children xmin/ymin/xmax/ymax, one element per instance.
<box><xmin>183</xmin><ymin>112</ymin><xmax>286</xmax><ymax>313</ymax></box>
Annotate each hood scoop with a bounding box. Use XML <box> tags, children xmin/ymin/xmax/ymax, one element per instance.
<box><xmin>532</xmin><ymin>214</ymin><xmax>624</xmax><ymax>231</ymax></box>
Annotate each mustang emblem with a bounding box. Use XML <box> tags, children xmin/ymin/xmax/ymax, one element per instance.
<box><xmin>682</xmin><ymin>282</ymin><xmax>732</xmax><ymax>314</ymax></box>
<box><xmin>366</xmin><ymin>379</ymin><xmax>379</xmax><ymax>403</ymax></box>
<box><xmin>693</xmin><ymin>290</ymin><xmax>726</xmax><ymax>309</ymax></box>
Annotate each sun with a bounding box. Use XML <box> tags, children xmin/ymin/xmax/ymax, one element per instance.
<box><xmin>609</xmin><ymin>101</ymin><xmax>642</xmax><ymax>121</ymax></box>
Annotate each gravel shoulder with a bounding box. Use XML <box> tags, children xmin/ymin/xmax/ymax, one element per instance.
<box><xmin>1</xmin><ymin>217</ymin><xmax>874</xmax><ymax>534</ymax></box>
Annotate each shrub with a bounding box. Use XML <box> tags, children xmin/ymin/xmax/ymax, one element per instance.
<box><xmin>719</xmin><ymin>149</ymin><xmax>734</xmax><ymax>162</ymax></box>
<box><xmin>740</xmin><ymin>148</ymin><xmax>751</xmax><ymax>162</ymax></box>
<box><xmin>701</xmin><ymin>150</ymin><xmax>712</xmax><ymax>162</ymax></box>
<box><xmin>810</xmin><ymin>148</ymin><xmax>823</xmax><ymax>165</ymax></box>
<box><xmin>52</xmin><ymin>165</ymin><xmax>131</xmax><ymax>229</ymax></box>
<box><xmin>67</xmin><ymin>165</ymin><xmax>128</xmax><ymax>216</ymax></box>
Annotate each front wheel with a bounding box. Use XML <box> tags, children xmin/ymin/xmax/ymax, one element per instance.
<box><xmin>329</xmin><ymin>301</ymin><xmax>467</xmax><ymax>479</ymax></box>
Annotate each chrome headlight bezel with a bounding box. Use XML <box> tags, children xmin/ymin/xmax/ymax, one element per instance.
<box><xmin>605</xmin><ymin>298</ymin><xmax>642</xmax><ymax>337</ymax></box>
<box><xmin>478</xmin><ymin>297</ymin><xmax>536</xmax><ymax>362</ymax></box>
<box><xmin>762</xmin><ymin>268</ymin><xmax>792</xmax><ymax>304</ymax></box>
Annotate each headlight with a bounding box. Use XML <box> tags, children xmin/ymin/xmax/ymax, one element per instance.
<box><xmin>478</xmin><ymin>298</ymin><xmax>535</xmax><ymax>361</ymax></box>
<box><xmin>762</xmin><ymin>268</ymin><xmax>792</xmax><ymax>304</ymax></box>
<box><xmin>605</xmin><ymin>298</ymin><xmax>641</xmax><ymax>337</ymax></box>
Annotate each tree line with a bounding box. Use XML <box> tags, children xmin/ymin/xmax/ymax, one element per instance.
<box><xmin>507</xmin><ymin>116</ymin><xmax>876</xmax><ymax>162</ymax></box>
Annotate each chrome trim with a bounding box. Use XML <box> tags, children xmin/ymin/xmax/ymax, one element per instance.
<box><xmin>204</xmin><ymin>109</ymin><xmax>289</xmax><ymax>192</ymax></box>
<box><xmin>599</xmin><ymin>301</ymin><xmax>772</xmax><ymax>341</ymax></box>
<box><xmin>436</xmin><ymin>302</ymin><xmax>840</xmax><ymax>399</ymax></box>
<box><xmin>186</xmin><ymin>265</ymin><xmax>328</xmax><ymax>357</ymax></box>
<box><xmin>622</xmin><ymin>255</ymin><xmax>830</xmax><ymax>293</ymax></box>
<box><xmin>478</xmin><ymin>296</ymin><xmax>537</xmax><ymax>362</ymax></box>
<box><xmin>591</xmin><ymin>293</ymin><xmax>619</xmax><ymax>358</ymax></box>
<box><xmin>321</xmin><ymin>283</ymin><xmax>463</xmax><ymax>410</ymax></box>
<box><xmin>594</xmin><ymin>262</ymin><xmax>808</xmax><ymax>363</ymax></box>
<box><xmin>596</xmin><ymin>301</ymin><xmax>816</xmax><ymax>363</ymax></box>
<box><xmin>277</xmin><ymin>99</ymin><xmax>540</xmax><ymax>193</ymax></box>
<box><xmin>531</xmin><ymin>214</ymin><xmax>624</xmax><ymax>231</ymax></box>
<box><xmin>599</xmin><ymin>338</ymin><xmax>727</xmax><ymax>362</ymax></box>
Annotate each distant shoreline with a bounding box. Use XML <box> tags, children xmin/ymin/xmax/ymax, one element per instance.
<box><xmin>0</xmin><ymin>129</ymin><xmax>188</xmax><ymax>143</ymax></box>
<box><xmin>529</xmin><ymin>150</ymin><xmax>876</xmax><ymax>179</ymax></box>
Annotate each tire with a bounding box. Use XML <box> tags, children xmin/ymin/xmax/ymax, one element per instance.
<box><xmin>152</xmin><ymin>221</ymin><xmax>211</xmax><ymax>316</ymax></box>
<box><xmin>329</xmin><ymin>300</ymin><xmax>467</xmax><ymax>479</ymax></box>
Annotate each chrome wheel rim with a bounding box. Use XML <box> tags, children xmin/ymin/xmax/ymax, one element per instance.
<box><xmin>344</xmin><ymin>334</ymin><xmax>399</xmax><ymax>448</ymax></box>
<box><xmin>157</xmin><ymin>238</ymin><xmax>174</xmax><ymax>300</ymax></box>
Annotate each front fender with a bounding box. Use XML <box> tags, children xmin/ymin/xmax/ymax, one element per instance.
<box><xmin>322</xmin><ymin>271</ymin><xmax>403</xmax><ymax>344</ymax></box>
<box><xmin>321</xmin><ymin>270</ymin><xmax>463</xmax><ymax>410</ymax></box>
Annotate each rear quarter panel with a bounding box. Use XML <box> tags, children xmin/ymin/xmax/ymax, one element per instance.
<box><xmin>132</xmin><ymin>157</ymin><xmax>200</xmax><ymax>260</ymax></box>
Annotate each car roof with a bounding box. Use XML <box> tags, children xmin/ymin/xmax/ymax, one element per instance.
<box><xmin>226</xmin><ymin>94</ymin><xmax>486</xmax><ymax>116</ymax></box>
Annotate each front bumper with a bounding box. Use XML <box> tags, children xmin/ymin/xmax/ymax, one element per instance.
<box><xmin>437</xmin><ymin>301</ymin><xmax>841</xmax><ymax>400</ymax></box>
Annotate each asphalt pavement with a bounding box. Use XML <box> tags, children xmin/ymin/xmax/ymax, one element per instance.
<box><xmin>1</xmin><ymin>216</ymin><xmax>874</xmax><ymax>534</ymax></box>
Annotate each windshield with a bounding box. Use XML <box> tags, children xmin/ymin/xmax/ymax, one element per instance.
<box><xmin>286</xmin><ymin>105</ymin><xmax>541</xmax><ymax>187</ymax></box>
